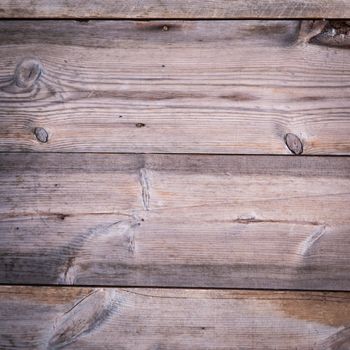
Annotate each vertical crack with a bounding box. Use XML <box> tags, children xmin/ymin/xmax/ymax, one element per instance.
<box><xmin>139</xmin><ymin>168</ymin><xmax>150</xmax><ymax>211</ymax></box>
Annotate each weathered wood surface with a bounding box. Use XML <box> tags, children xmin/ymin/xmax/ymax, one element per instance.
<box><xmin>1</xmin><ymin>153</ymin><xmax>349</xmax><ymax>290</ymax></box>
<box><xmin>1</xmin><ymin>286</ymin><xmax>350</xmax><ymax>349</ymax></box>
<box><xmin>1</xmin><ymin>20</ymin><xmax>350</xmax><ymax>154</ymax></box>
<box><xmin>0</xmin><ymin>0</ymin><xmax>349</xmax><ymax>18</ymax></box>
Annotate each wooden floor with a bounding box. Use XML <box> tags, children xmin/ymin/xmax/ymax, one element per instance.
<box><xmin>0</xmin><ymin>2</ymin><xmax>350</xmax><ymax>349</ymax></box>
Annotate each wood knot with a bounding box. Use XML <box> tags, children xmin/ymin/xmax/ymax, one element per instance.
<box><xmin>285</xmin><ymin>133</ymin><xmax>303</xmax><ymax>155</ymax></box>
<box><xmin>48</xmin><ymin>289</ymin><xmax>116</xmax><ymax>349</ymax></box>
<box><xmin>297</xmin><ymin>20</ymin><xmax>328</xmax><ymax>44</ymax></box>
<box><xmin>34</xmin><ymin>127</ymin><xmax>48</xmax><ymax>143</ymax></box>
<box><xmin>310</xmin><ymin>20</ymin><xmax>350</xmax><ymax>48</ymax></box>
<box><xmin>135</xmin><ymin>123</ymin><xmax>145</xmax><ymax>128</ymax></box>
<box><xmin>14</xmin><ymin>57</ymin><xmax>42</xmax><ymax>89</ymax></box>
<box><xmin>162</xmin><ymin>25</ymin><xmax>169</xmax><ymax>31</ymax></box>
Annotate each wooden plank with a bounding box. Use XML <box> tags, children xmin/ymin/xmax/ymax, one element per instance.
<box><xmin>0</xmin><ymin>0</ymin><xmax>349</xmax><ymax>19</ymax></box>
<box><xmin>1</xmin><ymin>286</ymin><xmax>350</xmax><ymax>349</ymax></box>
<box><xmin>0</xmin><ymin>20</ymin><xmax>349</xmax><ymax>155</ymax></box>
<box><xmin>1</xmin><ymin>153</ymin><xmax>349</xmax><ymax>290</ymax></box>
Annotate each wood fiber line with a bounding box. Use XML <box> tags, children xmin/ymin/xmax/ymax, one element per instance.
<box><xmin>0</xmin><ymin>20</ymin><xmax>349</xmax><ymax>154</ymax></box>
<box><xmin>1</xmin><ymin>286</ymin><xmax>350</xmax><ymax>349</ymax></box>
<box><xmin>0</xmin><ymin>0</ymin><xmax>349</xmax><ymax>18</ymax></box>
<box><xmin>0</xmin><ymin>153</ymin><xmax>349</xmax><ymax>290</ymax></box>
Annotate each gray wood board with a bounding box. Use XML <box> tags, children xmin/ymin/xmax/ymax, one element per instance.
<box><xmin>0</xmin><ymin>20</ymin><xmax>349</xmax><ymax>154</ymax></box>
<box><xmin>0</xmin><ymin>0</ymin><xmax>349</xmax><ymax>18</ymax></box>
<box><xmin>1</xmin><ymin>153</ymin><xmax>349</xmax><ymax>289</ymax></box>
<box><xmin>1</xmin><ymin>286</ymin><xmax>350</xmax><ymax>349</ymax></box>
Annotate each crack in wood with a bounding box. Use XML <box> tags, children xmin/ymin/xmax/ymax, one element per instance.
<box><xmin>48</xmin><ymin>288</ymin><xmax>117</xmax><ymax>350</ymax></box>
<box><xmin>233</xmin><ymin>216</ymin><xmax>322</xmax><ymax>226</ymax></box>
<box><xmin>0</xmin><ymin>212</ymin><xmax>133</xmax><ymax>220</ymax></box>
<box><xmin>61</xmin><ymin>256</ymin><xmax>77</xmax><ymax>285</ymax></box>
<box><xmin>139</xmin><ymin>168</ymin><xmax>150</xmax><ymax>211</ymax></box>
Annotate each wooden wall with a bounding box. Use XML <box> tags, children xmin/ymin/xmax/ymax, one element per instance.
<box><xmin>0</xmin><ymin>2</ymin><xmax>350</xmax><ymax>349</ymax></box>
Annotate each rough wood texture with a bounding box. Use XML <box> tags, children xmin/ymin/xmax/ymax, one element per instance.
<box><xmin>1</xmin><ymin>153</ymin><xmax>349</xmax><ymax>290</ymax></box>
<box><xmin>0</xmin><ymin>20</ymin><xmax>350</xmax><ymax>154</ymax></box>
<box><xmin>1</xmin><ymin>286</ymin><xmax>350</xmax><ymax>349</ymax></box>
<box><xmin>0</xmin><ymin>0</ymin><xmax>349</xmax><ymax>18</ymax></box>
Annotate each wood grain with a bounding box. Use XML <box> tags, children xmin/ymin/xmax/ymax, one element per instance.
<box><xmin>0</xmin><ymin>0</ymin><xmax>349</xmax><ymax>18</ymax></box>
<box><xmin>1</xmin><ymin>286</ymin><xmax>350</xmax><ymax>349</ymax></box>
<box><xmin>0</xmin><ymin>20</ymin><xmax>349</xmax><ymax>154</ymax></box>
<box><xmin>1</xmin><ymin>153</ymin><xmax>349</xmax><ymax>290</ymax></box>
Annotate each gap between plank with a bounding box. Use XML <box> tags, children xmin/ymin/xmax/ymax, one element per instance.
<box><xmin>0</xmin><ymin>283</ymin><xmax>349</xmax><ymax>293</ymax></box>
